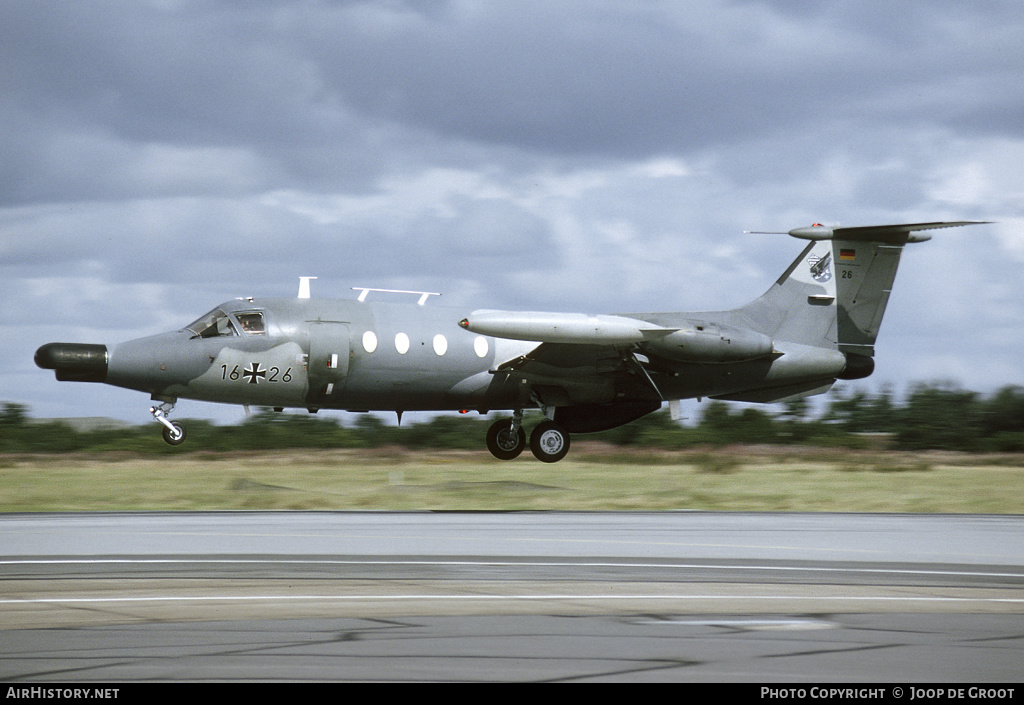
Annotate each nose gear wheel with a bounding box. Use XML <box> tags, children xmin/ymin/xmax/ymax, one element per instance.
<box><xmin>151</xmin><ymin>402</ymin><xmax>186</xmax><ymax>446</ymax></box>
<box><xmin>161</xmin><ymin>423</ymin><xmax>186</xmax><ymax>445</ymax></box>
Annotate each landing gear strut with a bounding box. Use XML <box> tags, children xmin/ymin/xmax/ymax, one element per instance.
<box><xmin>151</xmin><ymin>402</ymin><xmax>186</xmax><ymax>446</ymax></box>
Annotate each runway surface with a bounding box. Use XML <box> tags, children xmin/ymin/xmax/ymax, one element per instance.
<box><xmin>2</xmin><ymin>511</ymin><xmax>1023</xmax><ymax>682</ymax></box>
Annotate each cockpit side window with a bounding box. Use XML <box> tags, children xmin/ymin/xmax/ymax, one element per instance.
<box><xmin>236</xmin><ymin>312</ymin><xmax>266</xmax><ymax>335</ymax></box>
<box><xmin>185</xmin><ymin>309</ymin><xmax>237</xmax><ymax>338</ymax></box>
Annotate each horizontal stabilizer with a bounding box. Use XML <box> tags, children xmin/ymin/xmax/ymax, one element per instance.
<box><xmin>749</xmin><ymin>221</ymin><xmax>989</xmax><ymax>244</ymax></box>
<box><xmin>786</xmin><ymin>221</ymin><xmax>990</xmax><ymax>244</ymax></box>
<box><xmin>460</xmin><ymin>310</ymin><xmax>677</xmax><ymax>345</ymax></box>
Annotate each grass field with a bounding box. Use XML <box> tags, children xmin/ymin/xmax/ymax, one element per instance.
<box><xmin>2</xmin><ymin>443</ymin><xmax>1022</xmax><ymax>513</ymax></box>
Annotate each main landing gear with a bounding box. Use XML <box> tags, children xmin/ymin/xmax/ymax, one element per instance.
<box><xmin>151</xmin><ymin>402</ymin><xmax>186</xmax><ymax>446</ymax></box>
<box><xmin>486</xmin><ymin>412</ymin><xmax>571</xmax><ymax>463</ymax></box>
<box><xmin>486</xmin><ymin>414</ymin><xmax>526</xmax><ymax>460</ymax></box>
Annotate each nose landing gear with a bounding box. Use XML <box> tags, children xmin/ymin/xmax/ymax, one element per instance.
<box><xmin>150</xmin><ymin>402</ymin><xmax>186</xmax><ymax>446</ymax></box>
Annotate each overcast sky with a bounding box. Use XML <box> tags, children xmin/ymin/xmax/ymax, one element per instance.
<box><xmin>3</xmin><ymin>0</ymin><xmax>1022</xmax><ymax>426</ymax></box>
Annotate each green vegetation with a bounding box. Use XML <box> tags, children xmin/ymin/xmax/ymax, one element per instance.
<box><xmin>3</xmin><ymin>382</ymin><xmax>1024</xmax><ymax>455</ymax></box>
<box><xmin>1</xmin><ymin>446</ymin><xmax>1021</xmax><ymax>513</ymax></box>
<box><xmin>3</xmin><ymin>384</ymin><xmax>1023</xmax><ymax>513</ymax></box>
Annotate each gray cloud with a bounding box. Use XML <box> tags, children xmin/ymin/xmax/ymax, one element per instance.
<box><xmin>2</xmin><ymin>0</ymin><xmax>1022</xmax><ymax>423</ymax></box>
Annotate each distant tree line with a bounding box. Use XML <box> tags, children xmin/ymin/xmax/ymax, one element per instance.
<box><xmin>3</xmin><ymin>382</ymin><xmax>1024</xmax><ymax>454</ymax></box>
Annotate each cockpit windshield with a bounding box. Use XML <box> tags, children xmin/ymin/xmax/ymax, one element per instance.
<box><xmin>185</xmin><ymin>308</ymin><xmax>237</xmax><ymax>338</ymax></box>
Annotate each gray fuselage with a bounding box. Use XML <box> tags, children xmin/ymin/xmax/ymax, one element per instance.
<box><xmin>100</xmin><ymin>296</ymin><xmax>844</xmax><ymax>415</ymax></box>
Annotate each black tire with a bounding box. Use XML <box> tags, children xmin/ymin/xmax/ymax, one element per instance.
<box><xmin>530</xmin><ymin>420</ymin><xmax>570</xmax><ymax>463</ymax></box>
<box><xmin>486</xmin><ymin>418</ymin><xmax>525</xmax><ymax>460</ymax></box>
<box><xmin>162</xmin><ymin>423</ymin><xmax>186</xmax><ymax>446</ymax></box>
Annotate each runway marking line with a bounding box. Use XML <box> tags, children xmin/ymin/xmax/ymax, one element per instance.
<box><xmin>2</xmin><ymin>558</ymin><xmax>1023</xmax><ymax>580</ymax></box>
<box><xmin>3</xmin><ymin>595</ymin><xmax>1024</xmax><ymax>605</ymax></box>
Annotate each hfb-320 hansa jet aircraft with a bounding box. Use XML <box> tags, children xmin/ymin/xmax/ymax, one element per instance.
<box><xmin>35</xmin><ymin>221</ymin><xmax>986</xmax><ymax>462</ymax></box>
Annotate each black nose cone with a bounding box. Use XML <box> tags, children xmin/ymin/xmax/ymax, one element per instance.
<box><xmin>35</xmin><ymin>343</ymin><xmax>108</xmax><ymax>383</ymax></box>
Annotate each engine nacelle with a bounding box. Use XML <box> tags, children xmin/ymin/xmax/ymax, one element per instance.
<box><xmin>641</xmin><ymin>322</ymin><xmax>775</xmax><ymax>363</ymax></box>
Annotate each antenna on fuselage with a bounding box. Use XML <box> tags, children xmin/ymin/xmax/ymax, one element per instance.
<box><xmin>351</xmin><ymin>287</ymin><xmax>441</xmax><ymax>305</ymax></box>
<box><xmin>298</xmin><ymin>277</ymin><xmax>317</xmax><ymax>299</ymax></box>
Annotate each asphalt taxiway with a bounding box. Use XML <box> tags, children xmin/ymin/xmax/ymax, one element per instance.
<box><xmin>2</xmin><ymin>511</ymin><xmax>1022</xmax><ymax>681</ymax></box>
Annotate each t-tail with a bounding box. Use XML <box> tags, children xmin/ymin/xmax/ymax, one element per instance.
<box><xmin>730</xmin><ymin>221</ymin><xmax>989</xmax><ymax>379</ymax></box>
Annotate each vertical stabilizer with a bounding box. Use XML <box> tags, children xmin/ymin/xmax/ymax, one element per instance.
<box><xmin>728</xmin><ymin>221</ymin><xmax>988</xmax><ymax>356</ymax></box>
<box><xmin>832</xmin><ymin>240</ymin><xmax>903</xmax><ymax>357</ymax></box>
<box><xmin>720</xmin><ymin>239</ymin><xmax>839</xmax><ymax>350</ymax></box>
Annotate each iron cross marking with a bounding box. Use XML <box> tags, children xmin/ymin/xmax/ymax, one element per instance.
<box><xmin>242</xmin><ymin>363</ymin><xmax>266</xmax><ymax>384</ymax></box>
